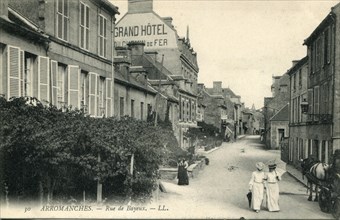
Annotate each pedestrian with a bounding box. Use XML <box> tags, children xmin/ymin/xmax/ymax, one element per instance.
<box><xmin>265</xmin><ymin>163</ymin><xmax>281</xmax><ymax>212</ymax></box>
<box><xmin>178</xmin><ymin>158</ymin><xmax>189</xmax><ymax>185</ymax></box>
<box><xmin>249</xmin><ymin>162</ymin><xmax>266</xmax><ymax>213</ymax></box>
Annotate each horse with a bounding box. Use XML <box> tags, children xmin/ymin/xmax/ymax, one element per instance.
<box><xmin>301</xmin><ymin>157</ymin><xmax>330</xmax><ymax>202</ymax></box>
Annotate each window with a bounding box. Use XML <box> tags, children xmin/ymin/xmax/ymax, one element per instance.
<box><xmin>314</xmin><ymin>86</ymin><xmax>319</xmax><ymax>121</ymax></box>
<box><xmin>98</xmin><ymin>14</ymin><xmax>107</xmax><ymax>57</ymax></box>
<box><xmin>131</xmin><ymin>99</ymin><xmax>135</xmax><ymax>118</ymax></box>
<box><xmin>80</xmin><ymin>2</ymin><xmax>90</xmax><ymax>50</ymax></box>
<box><xmin>98</xmin><ymin>77</ymin><xmax>105</xmax><ymax>116</ymax></box>
<box><xmin>80</xmin><ymin>71</ymin><xmax>88</xmax><ymax>113</ymax></box>
<box><xmin>293</xmin><ymin>74</ymin><xmax>296</xmax><ymax>91</ymax></box>
<box><xmin>298</xmin><ymin>69</ymin><xmax>302</xmax><ymax>88</ymax></box>
<box><xmin>24</xmin><ymin>54</ymin><xmax>35</xmax><ymax>97</ymax></box>
<box><xmin>140</xmin><ymin>102</ymin><xmax>144</xmax><ymax>120</ymax></box>
<box><xmin>57</xmin><ymin>64</ymin><xmax>66</xmax><ymax>108</ymax></box>
<box><xmin>307</xmin><ymin>89</ymin><xmax>313</xmax><ymax>121</ymax></box>
<box><xmin>120</xmin><ymin>97</ymin><xmax>124</xmax><ymax>117</ymax></box>
<box><xmin>316</xmin><ymin>38</ymin><xmax>322</xmax><ymax>71</ymax></box>
<box><xmin>57</xmin><ymin>0</ymin><xmax>69</xmax><ymax>41</ymax></box>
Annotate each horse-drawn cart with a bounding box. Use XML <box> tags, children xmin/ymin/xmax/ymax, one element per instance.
<box><xmin>314</xmin><ymin>150</ymin><xmax>340</xmax><ymax>219</ymax></box>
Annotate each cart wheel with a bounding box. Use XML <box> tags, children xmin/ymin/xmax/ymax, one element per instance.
<box><xmin>319</xmin><ymin>188</ymin><xmax>331</xmax><ymax>213</ymax></box>
<box><xmin>332</xmin><ymin>198</ymin><xmax>340</xmax><ymax>219</ymax></box>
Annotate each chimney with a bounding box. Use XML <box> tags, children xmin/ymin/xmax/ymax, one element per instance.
<box><xmin>197</xmin><ymin>83</ymin><xmax>205</xmax><ymax>91</ymax></box>
<box><xmin>292</xmin><ymin>60</ymin><xmax>299</xmax><ymax>67</ymax></box>
<box><xmin>1</xmin><ymin>0</ymin><xmax>8</xmax><ymax>17</ymax></box>
<box><xmin>128</xmin><ymin>0</ymin><xmax>153</xmax><ymax>13</ymax></box>
<box><xmin>128</xmin><ymin>41</ymin><xmax>145</xmax><ymax>56</ymax></box>
<box><xmin>115</xmin><ymin>46</ymin><xmax>131</xmax><ymax>63</ymax></box>
<box><xmin>162</xmin><ymin>17</ymin><xmax>173</xmax><ymax>27</ymax></box>
<box><xmin>213</xmin><ymin>81</ymin><xmax>222</xmax><ymax>94</ymax></box>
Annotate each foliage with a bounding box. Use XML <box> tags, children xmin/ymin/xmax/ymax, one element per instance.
<box><xmin>0</xmin><ymin>97</ymin><xmax>170</xmax><ymax>203</ymax></box>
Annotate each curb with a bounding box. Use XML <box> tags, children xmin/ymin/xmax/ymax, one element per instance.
<box><xmin>286</xmin><ymin>170</ymin><xmax>308</xmax><ymax>187</ymax></box>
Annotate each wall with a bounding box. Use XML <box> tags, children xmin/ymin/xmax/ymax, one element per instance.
<box><xmin>271</xmin><ymin>121</ymin><xmax>289</xmax><ymax>149</ymax></box>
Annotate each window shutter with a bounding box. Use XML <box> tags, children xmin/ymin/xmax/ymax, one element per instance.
<box><xmin>307</xmin><ymin>89</ymin><xmax>313</xmax><ymax>121</ymax></box>
<box><xmin>106</xmin><ymin>78</ymin><xmax>112</xmax><ymax>117</ymax></box>
<box><xmin>38</xmin><ymin>56</ymin><xmax>50</xmax><ymax>103</ymax></box>
<box><xmin>96</xmin><ymin>74</ymin><xmax>100</xmax><ymax>116</ymax></box>
<box><xmin>88</xmin><ymin>72</ymin><xmax>97</xmax><ymax>116</ymax></box>
<box><xmin>67</xmin><ymin>65</ymin><xmax>80</xmax><ymax>109</ymax></box>
<box><xmin>50</xmin><ymin>60</ymin><xmax>58</xmax><ymax>106</ymax></box>
<box><xmin>20</xmin><ymin>50</ymin><xmax>24</xmax><ymax>96</ymax></box>
<box><xmin>7</xmin><ymin>46</ymin><xmax>21</xmax><ymax>99</ymax></box>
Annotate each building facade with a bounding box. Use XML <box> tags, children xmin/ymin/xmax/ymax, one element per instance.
<box><xmin>1</xmin><ymin>0</ymin><xmax>119</xmax><ymax>119</ymax></box>
<box><xmin>285</xmin><ymin>57</ymin><xmax>309</xmax><ymax>165</ymax></box>
<box><xmin>288</xmin><ymin>4</ymin><xmax>340</xmax><ymax>166</ymax></box>
<box><xmin>263</xmin><ymin>73</ymin><xmax>290</xmax><ymax>149</ymax></box>
<box><xmin>115</xmin><ymin>0</ymin><xmax>199</xmax><ymax>148</ymax></box>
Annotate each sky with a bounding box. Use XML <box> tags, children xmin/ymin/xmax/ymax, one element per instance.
<box><xmin>111</xmin><ymin>0</ymin><xmax>338</xmax><ymax>109</ymax></box>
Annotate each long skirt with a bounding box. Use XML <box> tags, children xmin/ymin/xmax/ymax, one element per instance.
<box><xmin>251</xmin><ymin>182</ymin><xmax>264</xmax><ymax>210</ymax></box>
<box><xmin>178</xmin><ymin>167</ymin><xmax>189</xmax><ymax>185</ymax></box>
<box><xmin>266</xmin><ymin>183</ymin><xmax>280</xmax><ymax>211</ymax></box>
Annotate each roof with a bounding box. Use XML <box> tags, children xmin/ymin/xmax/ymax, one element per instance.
<box><xmin>303</xmin><ymin>4</ymin><xmax>338</xmax><ymax>46</ymax></box>
<box><xmin>287</xmin><ymin>56</ymin><xmax>308</xmax><ymax>76</ymax></box>
<box><xmin>99</xmin><ymin>0</ymin><xmax>120</xmax><ymax>15</ymax></box>
<box><xmin>114</xmin><ymin>68</ymin><xmax>156</xmax><ymax>95</ymax></box>
<box><xmin>270</xmin><ymin>104</ymin><xmax>289</xmax><ymax>121</ymax></box>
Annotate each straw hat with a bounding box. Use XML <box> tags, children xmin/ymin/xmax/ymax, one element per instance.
<box><xmin>256</xmin><ymin>162</ymin><xmax>264</xmax><ymax>170</ymax></box>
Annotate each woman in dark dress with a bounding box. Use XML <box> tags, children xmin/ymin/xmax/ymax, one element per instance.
<box><xmin>178</xmin><ymin>159</ymin><xmax>189</xmax><ymax>185</ymax></box>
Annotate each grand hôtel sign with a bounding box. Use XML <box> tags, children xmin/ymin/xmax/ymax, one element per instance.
<box><xmin>115</xmin><ymin>23</ymin><xmax>174</xmax><ymax>48</ymax></box>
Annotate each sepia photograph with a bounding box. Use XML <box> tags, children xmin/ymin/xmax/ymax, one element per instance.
<box><xmin>0</xmin><ymin>0</ymin><xmax>340</xmax><ymax>219</ymax></box>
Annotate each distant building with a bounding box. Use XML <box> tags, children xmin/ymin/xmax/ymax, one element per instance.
<box><xmin>197</xmin><ymin>84</ymin><xmax>228</xmax><ymax>133</ymax></box>
<box><xmin>263</xmin><ymin>73</ymin><xmax>290</xmax><ymax>149</ymax></box>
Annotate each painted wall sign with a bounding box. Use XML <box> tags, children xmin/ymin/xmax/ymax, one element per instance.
<box><xmin>115</xmin><ymin>13</ymin><xmax>177</xmax><ymax>49</ymax></box>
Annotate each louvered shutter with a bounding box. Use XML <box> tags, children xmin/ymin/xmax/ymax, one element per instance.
<box><xmin>7</xmin><ymin>46</ymin><xmax>21</xmax><ymax>99</ymax></box>
<box><xmin>96</xmin><ymin>74</ymin><xmax>101</xmax><ymax>117</ymax></box>
<box><xmin>307</xmin><ymin>89</ymin><xmax>313</xmax><ymax>121</ymax></box>
<box><xmin>38</xmin><ymin>56</ymin><xmax>50</xmax><ymax>103</ymax></box>
<box><xmin>67</xmin><ymin>65</ymin><xmax>80</xmax><ymax>109</ymax></box>
<box><xmin>106</xmin><ymin>78</ymin><xmax>112</xmax><ymax>117</ymax></box>
<box><xmin>20</xmin><ymin>50</ymin><xmax>24</xmax><ymax>96</ymax></box>
<box><xmin>88</xmin><ymin>72</ymin><xmax>97</xmax><ymax>116</ymax></box>
<box><xmin>50</xmin><ymin>60</ymin><xmax>58</xmax><ymax>106</ymax></box>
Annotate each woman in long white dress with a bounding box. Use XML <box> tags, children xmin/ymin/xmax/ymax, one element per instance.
<box><xmin>249</xmin><ymin>162</ymin><xmax>266</xmax><ymax>213</ymax></box>
<box><xmin>265</xmin><ymin>164</ymin><xmax>281</xmax><ymax>212</ymax></box>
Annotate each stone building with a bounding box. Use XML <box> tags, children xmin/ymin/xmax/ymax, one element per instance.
<box><xmin>284</xmin><ymin>57</ymin><xmax>309</xmax><ymax>165</ymax></box>
<box><xmin>263</xmin><ymin>73</ymin><xmax>290</xmax><ymax>149</ymax></box>
<box><xmin>270</xmin><ymin>104</ymin><xmax>289</xmax><ymax>150</ymax></box>
<box><xmin>113</xmin><ymin>56</ymin><xmax>157</xmax><ymax>120</ymax></box>
<box><xmin>205</xmin><ymin>81</ymin><xmax>243</xmax><ymax>138</ymax></box>
<box><xmin>197</xmin><ymin>84</ymin><xmax>228</xmax><ymax>133</ymax></box>
<box><xmin>115</xmin><ymin>0</ymin><xmax>199</xmax><ymax>148</ymax></box>
<box><xmin>292</xmin><ymin>3</ymin><xmax>340</xmax><ymax>165</ymax></box>
<box><xmin>115</xmin><ymin>42</ymin><xmax>180</xmax><ymax>129</ymax></box>
<box><xmin>1</xmin><ymin>0</ymin><xmax>119</xmax><ymax>118</ymax></box>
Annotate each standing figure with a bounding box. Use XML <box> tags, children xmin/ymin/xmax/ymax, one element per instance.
<box><xmin>249</xmin><ymin>162</ymin><xmax>265</xmax><ymax>213</ymax></box>
<box><xmin>265</xmin><ymin>164</ymin><xmax>281</xmax><ymax>212</ymax></box>
<box><xmin>178</xmin><ymin>158</ymin><xmax>189</xmax><ymax>185</ymax></box>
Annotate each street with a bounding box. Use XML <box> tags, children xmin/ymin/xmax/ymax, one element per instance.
<box><xmin>156</xmin><ymin>135</ymin><xmax>334</xmax><ymax>219</ymax></box>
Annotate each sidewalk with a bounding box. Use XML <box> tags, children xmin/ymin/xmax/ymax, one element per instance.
<box><xmin>286</xmin><ymin>164</ymin><xmax>308</xmax><ymax>187</ymax></box>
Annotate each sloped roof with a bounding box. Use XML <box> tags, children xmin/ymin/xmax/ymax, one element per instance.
<box><xmin>270</xmin><ymin>104</ymin><xmax>289</xmax><ymax>121</ymax></box>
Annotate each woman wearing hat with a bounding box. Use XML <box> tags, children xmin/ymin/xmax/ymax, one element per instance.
<box><xmin>265</xmin><ymin>163</ymin><xmax>281</xmax><ymax>212</ymax></box>
<box><xmin>249</xmin><ymin>162</ymin><xmax>266</xmax><ymax>213</ymax></box>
